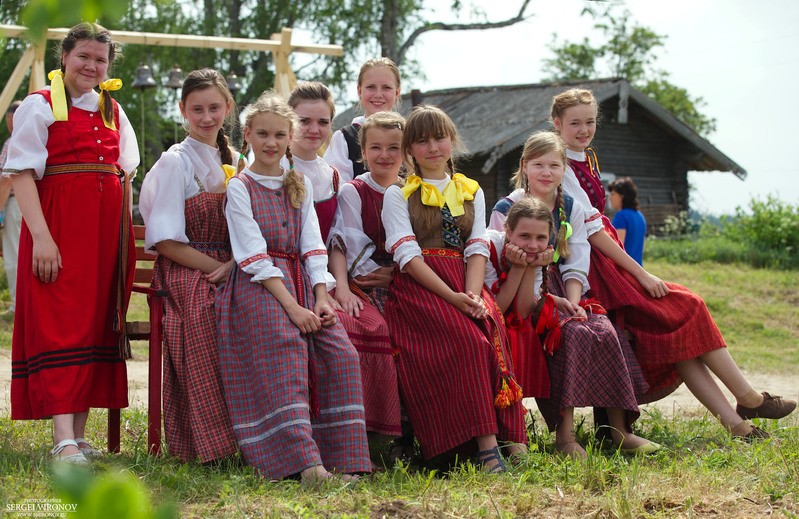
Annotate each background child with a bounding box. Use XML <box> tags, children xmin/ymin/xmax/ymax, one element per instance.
<box><xmin>381</xmin><ymin>105</ymin><xmax>526</xmax><ymax>472</ymax></box>
<box><xmin>327</xmin><ymin>112</ymin><xmax>406</xmax><ymax>451</ymax></box>
<box><xmin>0</xmin><ymin>100</ymin><xmax>22</xmax><ymax>315</ymax></box>
<box><xmin>324</xmin><ymin>58</ymin><xmax>401</xmax><ymax>183</ymax></box>
<box><xmin>138</xmin><ymin>68</ymin><xmax>238</xmax><ymax>463</ymax></box>
<box><xmin>3</xmin><ymin>23</ymin><xmax>138</xmax><ymax>462</ymax></box>
<box><xmin>215</xmin><ymin>91</ymin><xmax>370</xmax><ymax>482</ymax></box>
<box><xmin>608</xmin><ymin>176</ymin><xmax>646</xmax><ymax>266</ymax></box>
<box><xmin>551</xmin><ymin>88</ymin><xmax>795</xmax><ymax>439</ymax></box>
<box><xmin>490</xmin><ymin>134</ymin><xmax>656</xmax><ymax>458</ymax></box>
<box><xmin>286</xmin><ymin>81</ymin><xmax>339</xmax><ymax>242</ymax></box>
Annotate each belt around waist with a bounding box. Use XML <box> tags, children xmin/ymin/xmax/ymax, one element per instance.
<box><xmin>43</xmin><ymin>163</ymin><xmax>120</xmax><ymax>176</ymax></box>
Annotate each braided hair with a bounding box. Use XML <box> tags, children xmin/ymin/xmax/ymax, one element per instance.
<box><xmin>240</xmin><ymin>91</ymin><xmax>305</xmax><ymax>209</ymax></box>
<box><xmin>181</xmin><ymin>69</ymin><xmax>236</xmax><ymax>166</ymax></box>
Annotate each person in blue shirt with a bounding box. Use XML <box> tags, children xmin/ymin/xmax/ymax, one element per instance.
<box><xmin>608</xmin><ymin>177</ymin><xmax>646</xmax><ymax>265</ymax></box>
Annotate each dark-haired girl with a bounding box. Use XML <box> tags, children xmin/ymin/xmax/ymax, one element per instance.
<box><xmin>4</xmin><ymin>22</ymin><xmax>138</xmax><ymax>463</ymax></box>
<box><xmin>139</xmin><ymin>68</ymin><xmax>238</xmax><ymax>463</ymax></box>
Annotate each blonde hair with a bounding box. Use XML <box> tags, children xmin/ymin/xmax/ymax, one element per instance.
<box><xmin>402</xmin><ymin>105</ymin><xmax>466</xmax><ymax>177</ymax></box>
<box><xmin>357</xmin><ymin>57</ymin><xmax>402</xmax><ymax>111</ymax></box>
<box><xmin>358</xmin><ymin>111</ymin><xmax>405</xmax><ymax>172</ymax></box>
<box><xmin>240</xmin><ymin>91</ymin><xmax>305</xmax><ymax>209</ymax></box>
<box><xmin>511</xmin><ymin>131</ymin><xmax>570</xmax><ymax>260</ymax></box>
<box><xmin>550</xmin><ymin>88</ymin><xmax>600</xmax><ymax>126</ymax></box>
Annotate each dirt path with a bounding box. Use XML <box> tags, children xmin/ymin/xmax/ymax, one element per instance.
<box><xmin>1</xmin><ymin>348</ymin><xmax>796</xmax><ymax>419</ymax></box>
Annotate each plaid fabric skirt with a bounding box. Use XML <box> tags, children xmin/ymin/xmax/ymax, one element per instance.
<box><xmin>385</xmin><ymin>251</ymin><xmax>527</xmax><ymax>459</ymax></box>
<box><xmin>11</xmin><ymin>170</ymin><xmax>131</xmax><ymax>419</ymax></box>
<box><xmin>336</xmin><ymin>284</ymin><xmax>401</xmax><ymax>437</ymax></box>
<box><xmin>153</xmin><ymin>193</ymin><xmax>238</xmax><ymax>463</ymax></box>
<box><xmin>536</xmin><ymin>268</ymin><xmax>646</xmax><ymax>431</ymax></box>
<box><xmin>216</xmin><ymin>263</ymin><xmax>370</xmax><ymax>479</ymax></box>
<box><xmin>588</xmin><ymin>244</ymin><xmax>725</xmax><ymax>401</ymax></box>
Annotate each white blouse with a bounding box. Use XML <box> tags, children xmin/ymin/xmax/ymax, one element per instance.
<box><xmin>564</xmin><ymin>148</ymin><xmax>604</xmax><ymax>238</ymax></box>
<box><xmin>2</xmin><ymin>88</ymin><xmax>139</xmax><ymax>179</ymax></box>
<box><xmin>488</xmin><ymin>189</ymin><xmax>591</xmax><ymax>294</ymax></box>
<box><xmin>225</xmin><ymin>168</ymin><xmax>335</xmax><ymax>290</ymax></box>
<box><xmin>323</xmin><ymin>115</ymin><xmax>365</xmax><ymax>184</ymax></box>
<box><xmin>483</xmin><ymin>228</ymin><xmax>543</xmax><ymax>297</ymax></box>
<box><xmin>382</xmin><ymin>174</ymin><xmax>489</xmax><ymax>271</ymax></box>
<box><xmin>281</xmin><ymin>154</ymin><xmax>336</xmax><ymax>203</ymax></box>
<box><xmin>139</xmin><ymin>137</ymin><xmax>226</xmax><ymax>251</ymax></box>
<box><xmin>329</xmin><ymin>172</ymin><xmax>387</xmax><ymax>277</ymax></box>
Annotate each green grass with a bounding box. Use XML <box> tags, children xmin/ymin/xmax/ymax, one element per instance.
<box><xmin>646</xmin><ymin>235</ymin><xmax>799</xmax><ymax>270</ymax></box>
<box><xmin>1</xmin><ymin>259</ymin><xmax>798</xmax><ymax>517</ymax></box>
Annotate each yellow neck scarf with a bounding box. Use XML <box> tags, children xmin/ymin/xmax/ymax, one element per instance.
<box><xmin>401</xmin><ymin>173</ymin><xmax>479</xmax><ymax>217</ymax></box>
<box><xmin>47</xmin><ymin>70</ymin><xmax>122</xmax><ymax>130</ymax></box>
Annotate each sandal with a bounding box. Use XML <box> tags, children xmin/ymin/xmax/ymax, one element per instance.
<box><xmin>475</xmin><ymin>446</ymin><xmax>507</xmax><ymax>474</ymax></box>
<box><xmin>75</xmin><ymin>437</ymin><xmax>104</xmax><ymax>458</ymax></box>
<box><xmin>51</xmin><ymin>439</ymin><xmax>89</xmax><ymax>464</ymax></box>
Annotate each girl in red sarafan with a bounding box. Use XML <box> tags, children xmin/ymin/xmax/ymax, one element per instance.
<box><xmin>381</xmin><ymin>105</ymin><xmax>527</xmax><ymax>473</ymax></box>
<box><xmin>215</xmin><ymin>91</ymin><xmax>370</xmax><ymax>482</ymax></box>
<box><xmin>4</xmin><ymin>22</ymin><xmax>139</xmax><ymax>463</ymax></box>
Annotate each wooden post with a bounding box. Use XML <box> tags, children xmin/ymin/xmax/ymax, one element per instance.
<box><xmin>29</xmin><ymin>38</ymin><xmax>47</xmax><ymax>93</ymax></box>
<box><xmin>272</xmin><ymin>28</ymin><xmax>298</xmax><ymax>98</ymax></box>
<box><xmin>0</xmin><ymin>46</ymin><xmax>37</xmax><ymax>116</ymax></box>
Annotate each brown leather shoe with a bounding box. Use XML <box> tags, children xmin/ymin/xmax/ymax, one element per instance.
<box><xmin>736</xmin><ymin>392</ymin><xmax>797</xmax><ymax>420</ymax></box>
<box><xmin>733</xmin><ymin>424</ymin><xmax>770</xmax><ymax>442</ymax></box>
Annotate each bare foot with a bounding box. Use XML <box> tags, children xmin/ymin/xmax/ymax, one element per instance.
<box><xmin>300</xmin><ymin>465</ymin><xmax>333</xmax><ymax>485</ymax></box>
<box><xmin>555</xmin><ymin>441</ymin><xmax>587</xmax><ymax>460</ymax></box>
<box><xmin>610</xmin><ymin>430</ymin><xmax>651</xmax><ymax>450</ymax></box>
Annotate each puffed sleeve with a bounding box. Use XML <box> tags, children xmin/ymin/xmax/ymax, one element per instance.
<box><xmin>226</xmin><ymin>176</ymin><xmax>285</xmax><ymax>282</ymax></box>
<box><xmin>563</xmin><ymin>165</ymin><xmax>604</xmax><ymax>237</ymax></box>
<box><xmin>559</xmin><ymin>199</ymin><xmax>591</xmax><ymax>294</ymax></box>
<box><xmin>299</xmin><ymin>176</ymin><xmax>336</xmax><ymax>291</ymax></box>
<box><xmin>463</xmin><ymin>188</ymin><xmax>489</xmax><ymax>259</ymax></box>
<box><xmin>323</xmin><ymin>129</ymin><xmax>354</xmax><ymax>183</ymax></box>
<box><xmin>116</xmin><ymin>103</ymin><xmax>140</xmax><ymax>176</ymax></box>
<box><xmin>328</xmin><ymin>182</ymin><xmax>381</xmax><ymax>277</ymax></box>
<box><xmin>483</xmin><ymin>229</ymin><xmax>504</xmax><ymax>294</ymax></box>
<box><xmin>1</xmin><ymin>94</ymin><xmax>53</xmax><ymax>179</ymax></box>
<box><xmin>138</xmin><ymin>150</ymin><xmax>190</xmax><ymax>252</ymax></box>
<box><xmin>382</xmin><ymin>185</ymin><xmax>422</xmax><ymax>271</ymax></box>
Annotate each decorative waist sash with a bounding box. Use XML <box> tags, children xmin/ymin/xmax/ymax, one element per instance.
<box><xmin>43</xmin><ymin>163</ymin><xmax>120</xmax><ymax>176</ymax></box>
<box><xmin>421</xmin><ymin>247</ymin><xmax>463</xmax><ymax>259</ymax></box>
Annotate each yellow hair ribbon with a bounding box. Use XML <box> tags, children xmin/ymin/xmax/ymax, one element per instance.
<box><xmin>47</xmin><ymin>69</ymin><xmax>68</xmax><ymax>122</ymax></box>
<box><xmin>222</xmin><ymin>164</ymin><xmax>237</xmax><ymax>186</ymax></box>
<box><xmin>97</xmin><ymin>78</ymin><xmax>123</xmax><ymax>130</ymax></box>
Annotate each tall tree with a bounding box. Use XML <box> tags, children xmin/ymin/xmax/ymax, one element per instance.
<box><xmin>543</xmin><ymin>6</ymin><xmax>716</xmax><ymax>136</ymax></box>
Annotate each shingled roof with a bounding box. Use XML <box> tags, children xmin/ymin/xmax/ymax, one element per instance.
<box><xmin>334</xmin><ymin>78</ymin><xmax>746</xmax><ymax>179</ymax></box>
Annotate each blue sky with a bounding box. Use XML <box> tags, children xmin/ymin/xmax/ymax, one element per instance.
<box><xmin>383</xmin><ymin>0</ymin><xmax>799</xmax><ymax>216</ymax></box>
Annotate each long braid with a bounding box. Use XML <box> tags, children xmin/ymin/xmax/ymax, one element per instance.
<box><xmin>446</xmin><ymin>157</ymin><xmax>455</xmax><ymax>176</ymax></box>
<box><xmin>216</xmin><ymin>128</ymin><xmax>233</xmax><ymax>165</ymax></box>
<box><xmin>284</xmin><ymin>147</ymin><xmax>306</xmax><ymax>209</ymax></box>
<box><xmin>100</xmin><ymin>90</ymin><xmax>114</xmax><ymax>128</ymax></box>
<box><xmin>555</xmin><ymin>185</ymin><xmax>571</xmax><ymax>260</ymax></box>
<box><xmin>237</xmin><ymin>140</ymin><xmax>250</xmax><ymax>173</ymax></box>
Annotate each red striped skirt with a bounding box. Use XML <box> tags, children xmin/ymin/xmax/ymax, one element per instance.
<box><xmin>506</xmin><ymin>312</ymin><xmax>550</xmax><ymax>398</ymax></box>
<box><xmin>335</xmin><ymin>284</ymin><xmax>401</xmax><ymax>437</ymax></box>
<box><xmin>385</xmin><ymin>250</ymin><xmax>527</xmax><ymax>459</ymax></box>
<box><xmin>11</xmin><ymin>167</ymin><xmax>131</xmax><ymax>419</ymax></box>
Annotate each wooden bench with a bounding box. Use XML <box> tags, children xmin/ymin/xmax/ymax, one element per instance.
<box><xmin>108</xmin><ymin>225</ymin><xmax>167</xmax><ymax>455</ymax></box>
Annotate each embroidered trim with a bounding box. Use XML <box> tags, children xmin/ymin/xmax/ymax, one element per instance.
<box><xmin>301</xmin><ymin>249</ymin><xmax>327</xmax><ymax>261</ymax></box>
<box><xmin>348</xmin><ymin>245</ymin><xmax>371</xmax><ymax>277</ymax></box>
<box><xmin>465</xmin><ymin>237</ymin><xmax>489</xmax><ymax>248</ymax></box>
<box><xmin>421</xmin><ymin>248</ymin><xmax>463</xmax><ymax>258</ymax></box>
<box><xmin>240</xmin><ymin>253</ymin><xmax>271</xmax><ymax>268</ymax></box>
<box><xmin>329</xmin><ymin>235</ymin><xmax>347</xmax><ymax>253</ymax></box>
<box><xmin>389</xmin><ymin>235</ymin><xmax>416</xmax><ymax>254</ymax></box>
<box><xmin>585</xmin><ymin>213</ymin><xmax>602</xmax><ymax>223</ymax></box>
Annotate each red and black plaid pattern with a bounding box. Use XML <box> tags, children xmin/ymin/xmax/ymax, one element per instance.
<box><xmin>535</xmin><ymin>268</ymin><xmax>643</xmax><ymax>431</ymax></box>
<box><xmin>336</xmin><ymin>292</ymin><xmax>401</xmax><ymax>437</ymax></box>
<box><xmin>587</xmin><ymin>234</ymin><xmax>726</xmax><ymax>400</ymax></box>
<box><xmin>216</xmin><ymin>177</ymin><xmax>370</xmax><ymax>479</ymax></box>
<box><xmin>385</xmin><ymin>251</ymin><xmax>526</xmax><ymax>460</ymax></box>
<box><xmin>152</xmin><ymin>191</ymin><xmax>238</xmax><ymax>463</ymax></box>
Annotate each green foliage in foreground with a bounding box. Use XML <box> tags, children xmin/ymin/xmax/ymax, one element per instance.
<box><xmin>0</xmin><ymin>409</ymin><xmax>797</xmax><ymax>518</ymax></box>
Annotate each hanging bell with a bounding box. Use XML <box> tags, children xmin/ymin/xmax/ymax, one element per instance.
<box><xmin>226</xmin><ymin>73</ymin><xmax>242</xmax><ymax>94</ymax></box>
<box><xmin>165</xmin><ymin>64</ymin><xmax>184</xmax><ymax>90</ymax></box>
<box><xmin>132</xmin><ymin>63</ymin><xmax>157</xmax><ymax>89</ymax></box>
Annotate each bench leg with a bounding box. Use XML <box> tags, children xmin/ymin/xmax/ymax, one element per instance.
<box><xmin>108</xmin><ymin>408</ymin><xmax>121</xmax><ymax>453</ymax></box>
<box><xmin>148</xmin><ymin>295</ymin><xmax>164</xmax><ymax>455</ymax></box>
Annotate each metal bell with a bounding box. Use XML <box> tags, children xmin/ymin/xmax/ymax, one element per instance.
<box><xmin>226</xmin><ymin>73</ymin><xmax>242</xmax><ymax>94</ymax></box>
<box><xmin>132</xmin><ymin>63</ymin><xmax>157</xmax><ymax>89</ymax></box>
<box><xmin>165</xmin><ymin>64</ymin><xmax>184</xmax><ymax>90</ymax></box>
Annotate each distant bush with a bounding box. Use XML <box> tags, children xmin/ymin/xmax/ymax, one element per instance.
<box><xmin>645</xmin><ymin>195</ymin><xmax>799</xmax><ymax>269</ymax></box>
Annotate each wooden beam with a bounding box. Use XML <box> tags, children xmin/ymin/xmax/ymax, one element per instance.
<box><xmin>0</xmin><ymin>24</ymin><xmax>343</xmax><ymax>56</ymax></box>
<box><xmin>29</xmin><ymin>40</ymin><xmax>47</xmax><ymax>92</ymax></box>
<box><xmin>272</xmin><ymin>28</ymin><xmax>298</xmax><ymax>98</ymax></box>
<box><xmin>0</xmin><ymin>45</ymin><xmax>36</xmax><ymax>116</ymax></box>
